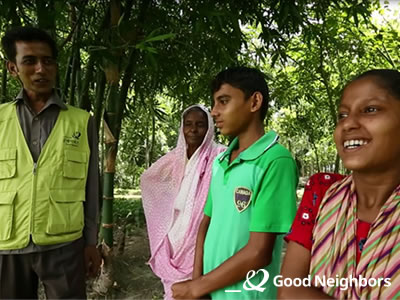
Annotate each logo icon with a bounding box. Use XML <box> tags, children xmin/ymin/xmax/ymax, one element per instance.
<box><xmin>64</xmin><ymin>131</ymin><xmax>81</xmax><ymax>147</ymax></box>
<box><xmin>243</xmin><ymin>269</ymin><xmax>269</xmax><ymax>292</ymax></box>
<box><xmin>225</xmin><ymin>269</ymin><xmax>269</xmax><ymax>294</ymax></box>
<box><xmin>234</xmin><ymin>187</ymin><xmax>252</xmax><ymax>212</ymax></box>
<box><xmin>72</xmin><ymin>131</ymin><xmax>81</xmax><ymax>139</ymax></box>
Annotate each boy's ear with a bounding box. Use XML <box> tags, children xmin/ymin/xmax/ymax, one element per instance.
<box><xmin>250</xmin><ymin>91</ymin><xmax>263</xmax><ymax>113</ymax></box>
<box><xmin>6</xmin><ymin>61</ymin><xmax>19</xmax><ymax>78</ymax></box>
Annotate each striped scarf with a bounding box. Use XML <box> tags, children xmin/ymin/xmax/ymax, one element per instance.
<box><xmin>310</xmin><ymin>175</ymin><xmax>400</xmax><ymax>299</ymax></box>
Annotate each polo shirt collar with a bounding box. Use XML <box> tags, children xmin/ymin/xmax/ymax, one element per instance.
<box><xmin>219</xmin><ymin>130</ymin><xmax>279</xmax><ymax>162</ymax></box>
<box><xmin>15</xmin><ymin>89</ymin><xmax>68</xmax><ymax>111</ymax></box>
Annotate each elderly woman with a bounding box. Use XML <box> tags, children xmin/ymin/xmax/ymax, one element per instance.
<box><xmin>141</xmin><ymin>104</ymin><xmax>225</xmax><ymax>299</ymax></box>
<box><xmin>279</xmin><ymin>69</ymin><xmax>400</xmax><ymax>299</ymax></box>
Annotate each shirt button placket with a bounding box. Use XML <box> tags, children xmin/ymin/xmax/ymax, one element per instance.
<box><xmin>31</xmin><ymin>115</ymin><xmax>41</xmax><ymax>161</ymax></box>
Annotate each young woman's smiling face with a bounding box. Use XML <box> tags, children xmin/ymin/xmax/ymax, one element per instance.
<box><xmin>334</xmin><ymin>77</ymin><xmax>400</xmax><ymax>174</ymax></box>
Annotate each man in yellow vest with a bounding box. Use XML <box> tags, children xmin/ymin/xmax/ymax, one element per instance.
<box><xmin>0</xmin><ymin>26</ymin><xmax>101</xmax><ymax>299</ymax></box>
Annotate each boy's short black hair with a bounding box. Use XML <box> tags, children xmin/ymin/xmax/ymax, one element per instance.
<box><xmin>211</xmin><ymin>66</ymin><xmax>270</xmax><ymax>120</ymax></box>
<box><xmin>1</xmin><ymin>26</ymin><xmax>58</xmax><ymax>62</ymax></box>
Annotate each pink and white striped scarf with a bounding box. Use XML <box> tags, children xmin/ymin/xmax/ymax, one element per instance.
<box><xmin>311</xmin><ymin>175</ymin><xmax>400</xmax><ymax>299</ymax></box>
<box><xmin>140</xmin><ymin>104</ymin><xmax>225</xmax><ymax>299</ymax></box>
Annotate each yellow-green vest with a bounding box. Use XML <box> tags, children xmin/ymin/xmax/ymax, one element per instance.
<box><xmin>0</xmin><ymin>101</ymin><xmax>90</xmax><ymax>250</ymax></box>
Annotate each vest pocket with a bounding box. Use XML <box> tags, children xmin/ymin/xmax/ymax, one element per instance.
<box><xmin>63</xmin><ymin>150</ymin><xmax>88</xmax><ymax>179</ymax></box>
<box><xmin>0</xmin><ymin>191</ymin><xmax>16</xmax><ymax>240</ymax></box>
<box><xmin>0</xmin><ymin>148</ymin><xmax>17</xmax><ymax>179</ymax></box>
<box><xmin>47</xmin><ymin>189</ymin><xmax>85</xmax><ymax>235</ymax></box>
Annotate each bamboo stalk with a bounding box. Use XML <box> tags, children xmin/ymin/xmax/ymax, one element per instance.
<box><xmin>1</xmin><ymin>63</ymin><xmax>7</xmax><ymax>104</ymax></box>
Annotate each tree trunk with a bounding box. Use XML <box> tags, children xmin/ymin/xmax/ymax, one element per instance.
<box><xmin>99</xmin><ymin>0</ymin><xmax>122</xmax><ymax>248</ymax></box>
<box><xmin>100</xmin><ymin>0</ymin><xmax>150</xmax><ymax>248</ymax></box>
<box><xmin>79</xmin><ymin>56</ymin><xmax>95</xmax><ymax>111</ymax></box>
<box><xmin>145</xmin><ymin>115</ymin><xmax>150</xmax><ymax>169</ymax></box>
<box><xmin>334</xmin><ymin>152</ymin><xmax>340</xmax><ymax>174</ymax></box>
<box><xmin>36</xmin><ymin>0</ymin><xmax>55</xmax><ymax>33</ymax></box>
<box><xmin>149</xmin><ymin>111</ymin><xmax>156</xmax><ymax>165</ymax></box>
<box><xmin>310</xmin><ymin>141</ymin><xmax>320</xmax><ymax>173</ymax></box>
<box><xmin>10</xmin><ymin>0</ymin><xmax>22</xmax><ymax>27</ymax></box>
<box><xmin>68</xmin><ymin>55</ymin><xmax>77</xmax><ymax>106</ymax></box>
<box><xmin>68</xmin><ymin>24</ymin><xmax>81</xmax><ymax>106</ymax></box>
<box><xmin>1</xmin><ymin>63</ymin><xmax>7</xmax><ymax>103</ymax></box>
<box><xmin>94</xmin><ymin>71</ymin><xmax>107</xmax><ymax>133</ymax></box>
<box><xmin>102</xmin><ymin>85</ymin><xmax>120</xmax><ymax>247</ymax></box>
<box><xmin>63</xmin><ymin>56</ymin><xmax>73</xmax><ymax>101</ymax></box>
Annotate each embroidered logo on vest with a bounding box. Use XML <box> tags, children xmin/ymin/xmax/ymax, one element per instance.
<box><xmin>64</xmin><ymin>131</ymin><xmax>81</xmax><ymax>147</ymax></box>
<box><xmin>72</xmin><ymin>131</ymin><xmax>81</xmax><ymax>139</ymax></box>
<box><xmin>234</xmin><ymin>187</ymin><xmax>252</xmax><ymax>212</ymax></box>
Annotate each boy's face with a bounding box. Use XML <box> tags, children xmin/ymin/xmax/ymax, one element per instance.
<box><xmin>7</xmin><ymin>41</ymin><xmax>57</xmax><ymax>99</ymax></box>
<box><xmin>211</xmin><ymin>83</ymin><xmax>253</xmax><ymax>136</ymax></box>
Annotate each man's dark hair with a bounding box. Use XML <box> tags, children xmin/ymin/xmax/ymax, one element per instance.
<box><xmin>349</xmin><ymin>69</ymin><xmax>400</xmax><ymax>100</ymax></box>
<box><xmin>1</xmin><ymin>26</ymin><xmax>58</xmax><ymax>62</ymax></box>
<box><xmin>211</xmin><ymin>66</ymin><xmax>270</xmax><ymax>120</ymax></box>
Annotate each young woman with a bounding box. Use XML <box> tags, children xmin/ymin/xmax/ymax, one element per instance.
<box><xmin>280</xmin><ymin>69</ymin><xmax>400</xmax><ymax>299</ymax></box>
<box><xmin>140</xmin><ymin>104</ymin><xmax>225</xmax><ymax>299</ymax></box>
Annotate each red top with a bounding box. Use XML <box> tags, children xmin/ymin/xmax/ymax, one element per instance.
<box><xmin>286</xmin><ymin>173</ymin><xmax>370</xmax><ymax>264</ymax></box>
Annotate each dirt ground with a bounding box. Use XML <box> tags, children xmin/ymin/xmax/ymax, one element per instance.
<box><xmin>38</xmin><ymin>227</ymin><xmax>163</xmax><ymax>300</ymax></box>
<box><xmin>86</xmin><ymin>187</ymin><xmax>300</xmax><ymax>299</ymax></box>
<box><xmin>88</xmin><ymin>227</ymin><xmax>287</xmax><ymax>300</ymax></box>
<box><xmin>39</xmin><ymin>225</ymin><xmax>288</xmax><ymax>299</ymax></box>
<box><xmin>95</xmin><ymin>227</ymin><xmax>164</xmax><ymax>300</ymax></box>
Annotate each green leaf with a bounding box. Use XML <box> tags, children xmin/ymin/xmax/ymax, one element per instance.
<box><xmin>135</xmin><ymin>44</ymin><xmax>158</xmax><ymax>54</ymax></box>
<box><xmin>144</xmin><ymin>33</ymin><xmax>176</xmax><ymax>43</ymax></box>
<box><xmin>271</xmin><ymin>52</ymin><xmax>280</xmax><ymax>67</ymax></box>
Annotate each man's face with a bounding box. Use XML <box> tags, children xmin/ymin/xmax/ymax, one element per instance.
<box><xmin>7</xmin><ymin>41</ymin><xmax>57</xmax><ymax>98</ymax></box>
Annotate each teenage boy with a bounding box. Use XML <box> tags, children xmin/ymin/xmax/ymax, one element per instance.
<box><xmin>0</xmin><ymin>26</ymin><xmax>101</xmax><ymax>299</ymax></box>
<box><xmin>171</xmin><ymin>67</ymin><xmax>298</xmax><ymax>299</ymax></box>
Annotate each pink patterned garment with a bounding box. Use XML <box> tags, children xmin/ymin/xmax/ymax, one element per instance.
<box><xmin>140</xmin><ymin>104</ymin><xmax>225</xmax><ymax>299</ymax></box>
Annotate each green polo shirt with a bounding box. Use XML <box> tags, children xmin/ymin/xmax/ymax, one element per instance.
<box><xmin>203</xmin><ymin>131</ymin><xmax>298</xmax><ymax>299</ymax></box>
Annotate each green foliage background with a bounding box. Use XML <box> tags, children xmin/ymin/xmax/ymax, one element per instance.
<box><xmin>1</xmin><ymin>0</ymin><xmax>399</xmax><ymax>235</ymax></box>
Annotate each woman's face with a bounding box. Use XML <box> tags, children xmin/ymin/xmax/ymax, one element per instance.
<box><xmin>183</xmin><ymin>109</ymin><xmax>208</xmax><ymax>150</ymax></box>
<box><xmin>334</xmin><ymin>77</ymin><xmax>400</xmax><ymax>173</ymax></box>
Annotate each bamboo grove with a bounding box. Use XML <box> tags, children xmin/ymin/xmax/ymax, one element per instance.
<box><xmin>1</xmin><ymin>0</ymin><xmax>399</xmax><ymax>249</ymax></box>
